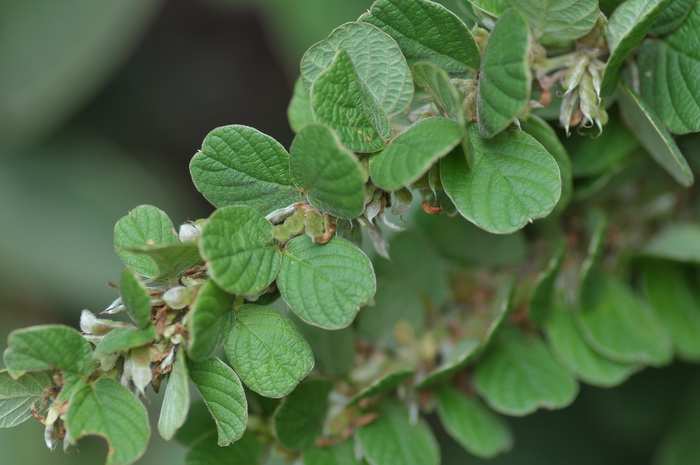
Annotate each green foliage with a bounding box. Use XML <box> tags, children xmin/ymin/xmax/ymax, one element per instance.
<box><xmin>2</xmin><ymin>0</ymin><xmax>700</xmax><ymax>464</ymax></box>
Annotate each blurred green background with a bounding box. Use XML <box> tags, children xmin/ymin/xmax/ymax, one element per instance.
<box><xmin>1</xmin><ymin>0</ymin><xmax>699</xmax><ymax>464</ymax></box>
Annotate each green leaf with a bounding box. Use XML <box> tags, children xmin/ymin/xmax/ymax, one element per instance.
<box><xmin>435</xmin><ymin>386</ymin><xmax>513</xmax><ymax>459</ymax></box>
<box><xmin>66</xmin><ymin>378</ymin><xmax>149</xmax><ymax>465</ymax></box>
<box><xmin>358</xmin><ymin>399</ymin><xmax>440</xmax><ymax>465</ymax></box>
<box><xmin>93</xmin><ymin>325</ymin><xmax>156</xmax><ymax>357</ymax></box>
<box><xmin>441</xmin><ymin>127</ymin><xmax>561</xmax><ymax>234</ymax></box>
<box><xmin>513</xmin><ymin>0</ymin><xmax>599</xmax><ymax>41</ymax></box>
<box><xmin>351</xmin><ymin>368</ymin><xmax>415</xmax><ymax>404</ymax></box>
<box><xmin>158</xmin><ymin>349</ymin><xmax>190</xmax><ymax>440</ymax></box>
<box><xmin>474</xmin><ymin>327</ymin><xmax>578</xmax><ymax>416</ymax></box>
<box><xmin>641</xmin><ymin>223</ymin><xmax>700</xmax><ymax>263</ymax></box>
<box><xmin>520</xmin><ymin>116</ymin><xmax>573</xmax><ymax>212</ymax></box>
<box><xmin>412</xmin><ymin>62</ymin><xmax>467</xmax><ymax>122</ymax></box>
<box><xmin>527</xmin><ymin>241</ymin><xmax>565</xmax><ymax>325</ymax></box>
<box><xmin>304</xmin><ymin>440</ymin><xmax>367</xmax><ymax>465</ymax></box>
<box><xmin>370</xmin><ymin>118</ymin><xmax>462</xmax><ymax>191</ymax></box>
<box><xmin>124</xmin><ymin>242</ymin><xmax>202</xmax><ymax>281</ymax></box>
<box><xmin>638</xmin><ymin>3</ymin><xmax>700</xmax><ymax>134</ymax></box>
<box><xmin>617</xmin><ymin>81</ymin><xmax>694</xmax><ymax>186</ymax></box>
<box><xmin>190</xmin><ymin>125</ymin><xmax>300</xmax><ymax>216</ymax></box>
<box><xmin>301</xmin><ymin>21</ymin><xmax>414</xmax><ymax>116</ymax></box>
<box><xmin>650</xmin><ymin>0</ymin><xmax>694</xmax><ymax>35</ymax></box>
<box><xmin>3</xmin><ymin>325</ymin><xmax>93</xmax><ymax>378</ymax></box>
<box><xmin>225</xmin><ymin>305</ymin><xmax>314</xmax><ymax>398</ymax></box>
<box><xmin>120</xmin><ymin>268</ymin><xmax>152</xmax><ymax>328</ymax></box>
<box><xmin>576</xmin><ymin>272</ymin><xmax>673</xmax><ymax>365</ymax></box>
<box><xmin>185</xmin><ymin>432</ymin><xmax>263</xmax><ymax>465</ymax></box>
<box><xmin>113</xmin><ymin>204</ymin><xmax>178</xmax><ymax>278</ymax></box>
<box><xmin>289</xmin><ymin>124</ymin><xmax>367</xmax><ymax>219</ymax></box>
<box><xmin>464</xmin><ymin>0</ymin><xmax>508</xmax><ymax>17</ymax></box>
<box><xmin>600</xmin><ymin>0</ymin><xmax>672</xmax><ymax>97</ymax></box>
<box><xmin>360</xmin><ymin>0</ymin><xmax>480</xmax><ymax>75</ymax></box>
<box><xmin>310</xmin><ymin>49</ymin><xmax>391</xmax><ymax>153</ymax></box>
<box><xmin>188</xmin><ymin>357</ymin><xmax>248</xmax><ymax>446</ymax></box>
<box><xmin>416</xmin><ymin>338</ymin><xmax>481</xmax><ymax>389</ymax></box>
<box><xmin>290</xmin><ymin>316</ymin><xmax>355</xmax><ymax>377</ymax></box>
<box><xmin>0</xmin><ymin>371</ymin><xmax>52</xmax><ymax>428</ymax></box>
<box><xmin>641</xmin><ymin>261</ymin><xmax>700</xmax><ymax>362</ymax></box>
<box><xmin>288</xmin><ymin>77</ymin><xmax>315</xmax><ymax>133</ymax></box>
<box><xmin>477</xmin><ymin>8</ymin><xmax>532</xmax><ymax>137</ymax></box>
<box><xmin>199</xmin><ymin>205</ymin><xmax>282</xmax><ymax>295</ymax></box>
<box><xmin>273</xmin><ymin>379</ymin><xmax>333</xmax><ymax>451</ymax></box>
<box><xmin>186</xmin><ymin>279</ymin><xmax>235</xmax><ymax>362</ymax></box>
<box><xmin>278</xmin><ymin>236</ymin><xmax>376</xmax><ymax>329</ymax></box>
<box><xmin>544</xmin><ymin>302</ymin><xmax>638</xmax><ymax>387</ymax></box>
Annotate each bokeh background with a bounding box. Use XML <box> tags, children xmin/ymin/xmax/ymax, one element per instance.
<box><xmin>1</xmin><ymin>0</ymin><xmax>699</xmax><ymax>464</ymax></box>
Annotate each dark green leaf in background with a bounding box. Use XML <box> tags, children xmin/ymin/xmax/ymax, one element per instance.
<box><xmin>416</xmin><ymin>338</ymin><xmax>481</xmax><ymax>389</ymax></box>
<box><xmin>351</xmin><ymin>368</ymin><xmax>415</xmax><ymax>404</ymax></box>
<box><xmin>304</xmin><ymin>440</ymin><xmax>367</xmax><ymax>465</ymax></box>
<box><xmin>273</xmin><ymin>379</ymin><xmax>333</xmax><ymax>451</ymax></box>
<box><xmin>290</xmin><ymin>316</ymin><xmax>355</xmax><ymax>377</ymax></box>
<box><xmin>641</xmin><ymin>223</ymin><xmax>700</xmax><ymax>263</ymax></box>
<box><xmin>185</xmin><ymin>432</ymin><xmax>263</xmax><ymax>465</ymax></box>
<box><xmin>190</xmin><ymin>125</ymin><xmax>300</xmax><ymax>216</ymax></box>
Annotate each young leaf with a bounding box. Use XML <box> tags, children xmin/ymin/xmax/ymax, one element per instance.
<box><xmin>360</xmin><ymin>0</ymin><xmax>480</xmax><ymax>75</ymax></box>
<box><xmin>120</xmin><ymin>268</ymin><xmax>152</xmax><ymax>328</ymax></box>
<box><xmin>435</xmin><ymin>385</ymin><xmax>513</xmax><ymax>459</ymax></box>
<box><xmin>186</xmin><ymin>279</ymin><xmax>235</xmax><ymax>362</ymax></box>
<box><xmin>199</xmin><ymin>205</ymin><xmax>282</xmax><ymax>295</ymax></box>
<box><xmin>3</xmin><ymin>325</ymin><xmax>93</xmax><ymax>378</ymax></box>
<box><xmin>289</xmin><ymin>124</ymin><xmax>367</xmax><ymax>219</ymax></box>
<box><xmin>358</xmin><ymin>399</ymin><xmax>440</xmax><ymax>465</ymax></box>
<box><xmin>477</xmin><ymin>8</ymin><xmax>532</xmax><ymax>138</ymax></box>
<box><xmin>416</xmin><ymin>338</ymin><xmax>481</xmax><ymax>389</ymax></box>
<box><xmin>641</xmin><ymin>223</ymin><xmax>700</xmax><ymax>263</ymax></box>
<box><xmin>158</xmin><ymin>349</ymin><xmax>190</xmax><ymax>441</ymax></box>
<box><xmin>124</xmin><ymin>242</ymin><xmax>202</xmax><ymax>281</ymax></box>
<box><xmin>474</xmin><ymin>327</ymin><xmax>578</xmax><ymax>416</ymax></box>
<box><xmin>544</xmin><ymin>302</ymin><xmax>638</xmax><ymax>387</ymax></box>
<box><xmin>301</xmin><ymin>21</ymin><xmax>414</xmax><ymax>116</ymax></box>
<box><xmin>638</xmin><ymin>3</ymin><xmax>700</xmax><ymax>134</ymax></box>
<box><xmin>304</xmin><ymin>440</ymin><xmax>367</xmax><ymax>465</ymax></box>
<box><xmin>278</xmin><ymin>236</ymin><xmax>376</xmax><ymax>329</ymax></box>
<box><xmin>225</xmin><ymin>305</ymin><xmax>314</xmax><ymax>398</ymax></box>
<box><xmin>66</xmin><ymin>378</ymin><xmax>150</xmax><ymax>465</ymax></box>
<box><xmin>441</xmin><ymin>127</ymin><xmax>561</xmax><ymax>234</ymax></box>
<box><xmin>513</xmin><ymin>0</ymin><xmax>598</xmax><ymax>41</ymax></box>
<box><xmin>0</xmin><ymin>371</ymin><xmax>52</xmax><ymax>428</ymax></box>
<box><xmin>350</xmin><ymin>368</ymin><xmax>415</xmax><ymax>404</ymax></box>
<box><xmin>190</xmin><ymin>125</ymin><xmax>300</xmax><ymax>216</ymax></box>
<box><xmin>370</xmin><ymin>117</ymin><xmax>462</xmax><ymax>191</ymax></box>
<box><xmin>641</xmin><ymin>262</ymin><xmax>700</xmax><ymax>362</ymax></box>
<box><xmin>188</xmin><ymin>357</ymin><xmax>248</xmax><ymax>447</ymax></box>
<box><xmin>93</xmin><ymin>326</ymin><xmax>156</xmax><ymax>357</ymax></box>
<box><xmin>288</xmin><ymin>77</ymin><xmax>314</xmax><ymax>133</ymax></box>
<box><xmin>576</xmin><ymin>272</ymin><xmax>673</xmax><ymax>366</ymax></box>
<box><xmin>310</xmin><ymin>49</ymin><xmax>391</xmax><ymax>153</ymax></box>
<box><xmin>113</xmin><ymin>204</ymin><xmax>178</xmax><ymax>278</ymax></box>
<box><xmin>185</xmin><ymin>432</ymin><xmax>263</xmax><ymax>465</ymax></box>
<box><xmin>600</xmin><ymin>0</ymin><xmax>672</xmax><ymax>97</ymax></box>
<box><xmin>272</xmin><ymin>379</ymin><xmax>333</xmax><ymax>451</ymax></box>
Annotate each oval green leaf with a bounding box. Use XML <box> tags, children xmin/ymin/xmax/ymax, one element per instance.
<box><xmin>289</xmin><ymin>124</ymin><xmax>367</xmax><ymax>219</ymax></box>
<box><xmin>158</xmin><ymin>349</ymin><xmax>190</xmax><ymax>441</ymax></box>
<box><xmin>94</xmin><ymin>325</ymin><xmax>156</xmax><ymax>357</ymax></box>
<box><xmin>3</xmin><ymin>325</ymin><xmax>93</xmax><ymax>378</ymax></box>
<box><xmin>288</xmin><ymin>77</ymin><xmax>315</xmax><ymax>133</ymax></box>
<box><xmin>441</xmin><ymin>127</ymin><xmax>562</xmax><ymax>234</ymax></box>
<box><xmin>641</xmin><ymin>223</ymin><xmax>700</xmax><ymax>263</ymax></box>
<box><xmin>360</xmin><ymin>0</ymin><xmax>480</xmax><ymax>75</ymax></box>
<box><xmin>350</xmin><ymin>368</ymin><xmax>415</xmax><ymax>404</ymax></box>
<box><xmin>278</xmin><ymin>236</ymin><xmax>376</xmax><ymax>329</ymax></box>
<box><xmin>113</xmin><ymin>204</ymin><xmax>178</xmax><ymax>278</ymax></box>
<box><xmin>66</xmin><ymin>378</ymin><xmax>150</xmax><ymax>465</ymax></box>
<box><xmin>187</xmin><ymin>279</ymin><xmax>235</xmax><ymax>362</ymax></box>
<box><xmin>225</xmin><ymin>305</ymin><xmax>314</xmax><ymax>398</ymax></box>
<box><xmin>188</xmin><ymin>357</ymin><xmax>248</xmax><ymax>447</ymax></box>
<box><xmin>273</xmin><ymin>379</ymin><xmax>333</xmax><ymax>451</ymax></box>
<box><xmin>474</xmin><ymin>327</ymin><xmax>578</xmax><ymax>416</ymax></box>
<box><xmin>190</xmin><ymin>125</ymin><xmax>300</xmax><ymax>215</ymax></box>
<box><xmin>124</xmin><ymin>242</ymin><xmax>202</xmax><ymax>282</ymax></box>
<box><xmin>435</xmin><ymin>385</ymin><xmax>513</xmax><ymax>459</ymax></box>
<box><xmin>618</xmin><ymin>80</ymin><xmax>694</xmax><ymax>186</ymax></box>
<box><xmin>301</xmin><ymin>21</ymin><xmax>414</xmax><ymax>116</ymax></box>
<box><xmin>0</xmin><ymin>371</ymin><xmax>53</xmax><ymax>428</ymax></box>
<box><xmin>199</xmin><ymin>205</ymin><xmax>282</xmax><ymax>295</ymax></box>
<box><xmin>370</xmin><ymin>117</ymin><xmax>462</xmax><ymax>191</ymax></box>
<box><xmin>310</xmin><ymin>49</ymin><xmax>391</xmax><ymax>153</ymax></box>
<box><xmin>477</xmin><ymin>8</ymin><xmax>532</xmax><ymax>138</ymax></box>
<box><xmin>514</xmin><ymin>0</ymin><xmax>599</xmax><ymax>41</ymax></box>
<box><xmin>120</xmin><ymin>268</ymin><xmax>152</xmax><ymax>328</ymax></box>
<box><xmin>358</xmin><ymin>399</ymin><xmax>440</xmax><ymax>465</ymax></box>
